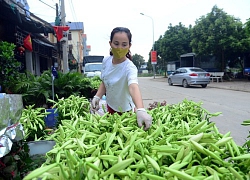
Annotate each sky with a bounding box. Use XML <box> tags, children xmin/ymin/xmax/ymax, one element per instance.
<box><xmin>27</xmin><ymin>0</ymin><xmax>250</xmax><ymax>61</ymax></box>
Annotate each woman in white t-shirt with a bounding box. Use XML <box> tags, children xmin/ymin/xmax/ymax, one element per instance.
<box><xmin>91</xmin><ymin>27</ymin><xmax>152</xmax><ymax>130</ymax></box>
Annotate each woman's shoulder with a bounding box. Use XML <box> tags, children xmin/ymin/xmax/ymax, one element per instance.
<box><xmin>126</xmin><ymin>59</ymin><xmax>136</xmax><ymax>67</ymax></box>
<box><xmin>125</xmin><ymin>59</ymin><xmax>137</xmax><ymax>72</ymax></box>
<box><xmin>103</xmin><ymin>56</ymin><xmax>112</xmax><ymax>63</ymax></box>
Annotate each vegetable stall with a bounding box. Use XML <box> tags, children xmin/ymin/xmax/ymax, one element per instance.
<box><xmin>21</xmin><ymin>95</ymin><xmax>250</xmax><ymax>180</ymax></box>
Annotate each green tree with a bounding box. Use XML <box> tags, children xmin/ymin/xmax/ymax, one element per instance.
<box><xmin>245</xmin><ymin>18</ymin><xmax>250</xmax><ymax>37</ymax></box>
<box><xmin>156</xmin><ymin>22</ymin><xmax>192</xmax><ymax>73</ymax></box>
<box><xmin>242</xmin><ymin>18</ymin><xmax>250</xmax><ymax>53</ymax></box>
<box><xmin>0</xmin><ymin>41</ymin><xmax>21</xmax><ymax>92</ymax></box>
<box><xmin>132</xmin><ymin>53</ymin><xmax>145</xmax><ymax>70</ymax></box>
<box><xmin>190</xmin><ymin>5</ymin><xmax>246</xmax><ymax>71</ymax></box>
<box><xmin>227</xmin><ymin>18</ymin><xmax>250</xmax><ymax>70</ymax></box>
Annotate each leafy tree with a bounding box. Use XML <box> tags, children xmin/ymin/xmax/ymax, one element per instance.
<box><xmin>227</xmin><ymin>18</ymin><xmax>250</xmax><ymax>70</ymax></box>
<box><xmin>0</xmin><ymin>41</ymin><xmax>21</xmax><ymax>92</ymax></box>
<box><xmin>158</xmin><ymin>23</ymin><xmax>192</xmax><ymax>62</ymax></box>
<box><xmin>132</xmin><ymin>53</ymin><xmax>145</xmax><ymax>70</ymax></box>
<box><xmin>243</xmin><ymin>18</ymin><xmax>250</xmax><ymax>53</ymax></box>
<box><xmin>245</xmin><ymin>18</ymin><xmax>250</xmax><ymax>37</ymax></box>
<box><xmin>191</xmin><ymin>5</ymin><xmax>247</xmax><ymax>71</ymax></box>
<box><xmin>154</xmin><ymin>23</ymin><xmax>192</xmax><ymax>75</ymax></box>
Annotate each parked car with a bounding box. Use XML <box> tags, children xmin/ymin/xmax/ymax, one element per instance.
<box><xmin>84</xmin><ymin>62</ymin><xmax>102</xmax><ymax>78</ymax></box>
<box><xmin>244</xmin><ymin>68</ymin><xmax>250</xmax><ymax>80</ymax></box>
<box><xmin>83</xmin><ymin>55</ymin><xmax>104</xmax><ymax>78</ymax></box>
<box><xmin>168</xmin><ymin>67</ymin><xmax>210</xmax><ymax>88</ymax></box>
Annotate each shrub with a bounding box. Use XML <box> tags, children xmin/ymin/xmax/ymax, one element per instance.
<box><xmin>0</xmin><ymin>41</ymin><xmax>21</xmax><ymax>93</ymax></box>
<box><xmin>12</xmin><ymin>70</ymin><xmax>99</xmax><ymax>107</ymax></box>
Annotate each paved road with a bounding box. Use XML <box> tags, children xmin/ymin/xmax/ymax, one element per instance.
<box><xmin>139</xmin><ymin>76</ymin><xmax>250</xmax><ymax>146</ymax></box>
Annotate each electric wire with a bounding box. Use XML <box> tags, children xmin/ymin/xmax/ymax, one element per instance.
<box><xmin>67</xmin><ymin>0</ymin><xmax>84</xmax><ymax>62</ymax></box>
<box><xmin>68</xmin><ymin>0</ymin><xmax>80</xmax><ymax>30</ymax></box>
<box><xmin>38</xmin><ymin>0</ymin><xmax>56</xmax><ymax>10</ymax></box>
<box><xmin>27</xmin><ymin>0</ymin><xmax>56</xmax><ymax>23</ymax></box>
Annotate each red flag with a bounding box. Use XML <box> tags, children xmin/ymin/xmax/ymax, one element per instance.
<box><xmin>53</xmin><ymin>26</ymin><xmax>70</xmax><ymax>41</ymax></box>
<box><xmin>23</xmin><ymin>34</ymin><xmax>32</xmax><ymax>51</ymax></box>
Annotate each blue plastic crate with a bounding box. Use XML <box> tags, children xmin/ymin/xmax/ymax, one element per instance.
<box><xmin>44</xmin><ymin>109</ymin><xmax>58</xmax><ymax>128</ymax></box>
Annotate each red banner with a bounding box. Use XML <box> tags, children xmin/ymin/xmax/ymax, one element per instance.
<box><xmin>53</xmin><ymin>26</ymin><xmax>70</xmax><ymax>41</ymax></box>
<box><xmin>23</xmin><ymin>34</ymin><xmax>32</xmax><ymax>51</ymax></box>
<box><xmin>151</xmin><ymin>51</ymin><xmax>157</xmax><ymax>64</ymax></box>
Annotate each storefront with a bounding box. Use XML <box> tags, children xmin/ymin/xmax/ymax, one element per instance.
<box><xmin>0</xmin><ymin>0</ymin><xmax>57</xmax><ymax>75</ymax></box>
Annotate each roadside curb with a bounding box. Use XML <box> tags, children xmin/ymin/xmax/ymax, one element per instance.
<box><xmin>147</xmin><ymin>76</ymin><xmax>250</xmax><ymax>93</ymax></box>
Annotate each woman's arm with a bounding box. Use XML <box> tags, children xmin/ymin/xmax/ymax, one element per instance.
<box><xmin>129</xmin><ymin>83</ymin><xmax>144</xmax><ymax>109</ymax></box>
<box><xmin>91</xmin><ymin>82</ymin><xmax>106</xmax><ymax>110</ymax></box>
<box><xmin>95</xmin><ymin>82</ymin><xmax>106</xmax><ymax>98</ymax></box>
<box><xmin>129</xmin><ymin>83</ymin><xmax>152</xmax><ymax>130</ymax></box>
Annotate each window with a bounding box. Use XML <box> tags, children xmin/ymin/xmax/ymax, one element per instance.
<box><xmin>68</xmin><ymin>44</ymin><xmax>73</xmax><ymax>54</ymax></box>
<box><xmin>174</xmin><ymin>69</ymin><xmax>180</xmax><ymax>74</ymax></box>
<box><xmin>68</xmin><ymin>32</ymin><xmax>72</xmax><ymax>40</ymax></box>
<box><xmin>85</xmin><ymin>64</ymin><xmax>102</xmax><ymax>72</ymax></box>
<box><xmin>190</xmin><ymin>68</ymin><xmax>205</xmax><ymax>72</ymax></box>
<box><xmin>180</xmin><ymin>69</ymin><xmax>187</xmax><ymax>73</ymax></box>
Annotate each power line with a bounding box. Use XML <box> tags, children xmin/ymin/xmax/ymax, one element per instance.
<box><xmin>68</xmin><ymin>0</ymin><xmax>80</xmax><ymax>29</ymax></box>
<box><xmin>69</xmin><ymin>0</ymin><xmax>78</xmax><ymax>21</ymax></box>
<box><xmin>71</xmin><ymin>41</ymin><xmax>79</xmax><ymax>58</ymax></box>
<box><xmin>66</xmin><ymin>0</ymin><xmax>83</xmax><ymax>65</ymax></box>
<box><xmin>38</xmin><ymin>0</ymin><xmax>56</xmax><ymax>10</ymax></box>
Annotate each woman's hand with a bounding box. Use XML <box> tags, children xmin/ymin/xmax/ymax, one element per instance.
<box><xmin>136</xmin><ymin>108</ymin><xmax>152</xmax><ymax>130</ymax></box>
<box><xmin>91</xmin><ymin>95</ymin><xmax>100</xmax><ymax>110</ymax></box>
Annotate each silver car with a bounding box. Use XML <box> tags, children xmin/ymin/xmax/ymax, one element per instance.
<box><xmin>168</xmin><ymin>67</ymin><xmax>210</xmax><ymax>88</ymax></box>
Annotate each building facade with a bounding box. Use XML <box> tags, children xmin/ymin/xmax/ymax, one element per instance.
<box><xmin>67</xmin><ymin>22</ymin><xmax>84</xmax><ymax>72</ymax></box>
<box><xmin>0</xmin><ymin>0</ymin><xmax>56</xmax><ymax>76</ymax></box>
<box><xmin>49</xmin><ymin>22</ymin><xmax>89</xmax><ymax>73</ymax></box>
<box><xmin>82</xmin><ymin>34</ymin><xmax>91</xmax><ymax>56</ymax></box>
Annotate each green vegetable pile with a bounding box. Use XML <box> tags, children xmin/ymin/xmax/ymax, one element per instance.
<box><xmin>242</xmin><ymin>119</ymin><xmax>250</xmax><ymax>152</ymax></box>
<box><xmin>24</xmin><ymin>97</ymin><xmax>250</xmax><ymax>180</ymax></box>
<box><xmin>48</xmin><ymin>95</ymin><xmax>90</xmax><ymax>127</ymax></box>
<box><xmin>19</xmin><ymin>105</ymin><xmax>50</xmax><ymax>141</ymax></box>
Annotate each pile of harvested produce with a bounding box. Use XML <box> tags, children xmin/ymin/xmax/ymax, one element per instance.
<box><xmin>24</xmin><ymin>96</ymin><xmax>250</xmax><ymax>180</ymax></box>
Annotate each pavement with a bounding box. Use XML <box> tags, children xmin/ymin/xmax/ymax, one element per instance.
<box><xmin>208</xmin><ymin>79</ymin><xmax>250</xmax><ymax>92</ymax></box>
<box><xmin>151</xmin><ymin>76</ymin><xmax>250</xmax><ymax>93</ymax></box>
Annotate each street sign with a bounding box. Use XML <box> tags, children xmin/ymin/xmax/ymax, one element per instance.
<box><xmin>151</xmin><ymin>51</ymin><xmax>157</xmax><ymax>64</ymax></box>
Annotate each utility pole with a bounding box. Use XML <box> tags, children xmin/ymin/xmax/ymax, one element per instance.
<box><xmin>60</xmin><ymin>0</ymin><xmax>69</xmax><ymax>73</ymax></box>
<box><xmin>140</xmin><ymin>13</ymin><xmax>157</xmax><ymax>79</ymax></box>
<box><xmin>55</xmin><ymin>3</ymin><xmax>60</xmax><ymax>69</ymax></box>
<box><xmin>77</xmin><ymin>41</ymin><xmax>80</xmax><ymax>73</ymax></box>
<box><xmin>55</xmin><ymin>3</ymin><xmax>58</xmax><ymax>23</ymax></box>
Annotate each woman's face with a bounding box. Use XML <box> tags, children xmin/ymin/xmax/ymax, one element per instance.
<box><xmin>110</xmin><ymin>32</ymin><xmax>131</xmax><ymax>49</ymax></box>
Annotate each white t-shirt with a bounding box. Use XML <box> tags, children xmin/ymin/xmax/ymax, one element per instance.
<box><xmin>101</xmin><ymin>56</ymin><xmax>138</xmax><ymax>112</ymax></box>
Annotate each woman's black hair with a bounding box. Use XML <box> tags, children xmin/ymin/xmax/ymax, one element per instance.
<box><xmin>109</xmin><ymin>27</ymin><xmax>132</xmax><ymax>60</ymax></box>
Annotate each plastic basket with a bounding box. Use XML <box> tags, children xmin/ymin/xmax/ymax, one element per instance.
<box><xmin>28</xmin><ymin>140</ymin><xmax>56</xmax><ymax>156</ymax></box>
<box><xmin>44</xmin><ymin>109</ymin><xmax>58</xmax><ymax>128</ymax></box>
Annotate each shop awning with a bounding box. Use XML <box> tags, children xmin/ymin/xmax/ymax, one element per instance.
<box><xmin>33</xmin><ymin>39</ymin><xmax>55</xmax><ymax>48</ymax></box>
<box><xmin>0</xmin><ymin>0</ymin><xmax>54</xmax><ymax>34</ymax></box>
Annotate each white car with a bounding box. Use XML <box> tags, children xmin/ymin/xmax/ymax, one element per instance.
<box><xmin>83</xmin><ymin>63</ymin><xmax>102</xmax><ymax>78</ymax></box>
<box><xmin>168</xmin><ymin>67</ymin><xmax>210</xmax><ymax>88</ymax></box>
